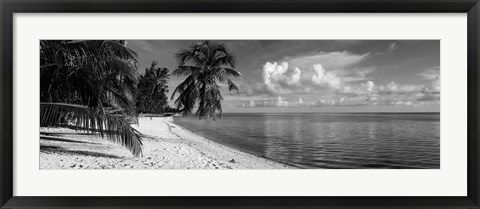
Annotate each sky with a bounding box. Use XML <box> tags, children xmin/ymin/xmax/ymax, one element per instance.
<box><xmin>128</xmin><ymin>40</ymin><xmax>440</xmax><ymax>113</ymax></box>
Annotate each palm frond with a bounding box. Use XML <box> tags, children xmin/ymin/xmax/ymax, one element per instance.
<box><xmin>170</xmin><ymin>74</ymin><xmax>196</xmax><ymax>100</ymax></box>
<box><xmin>41</xmin><ymin>40</ymin><xmax>139</xmax><ymax>114</ymax></box>
<box><xmin>226</xmin><ymin>78</ymin><xmax>239</xmax><ymax>92</ymax></box>
<box><xmin>100</xmin><ymin>58</ymin><xmax>139</xmax><ymax>83</ymax></box>
<box><xmin>172</xmin><ymin>66</ymin><xmax>202</xmax><ymax>77</ymax></box>
<box><xmin>213</xmin><ymin>67</ymin><xmax>241</xmax><ymax>78</ymax></box>
<box><xmin>223</xmin><ymin>67</ymin><xmax>241</xmax><ymax>77</ymax></box>
<box><xmin>175</xmin><ymin>49</ymin><xmax>205</xmax><ymax>67</ymax></box>
<box><xmin>40</xmin><ymin>102</ymin><xmax>143</xmax><ymax>157</ymax></box>
<box><xmin>174</xmin><ymin>80</ymin><xmax>201</xmax><ymax>115</ymax></box>
<box><xmin>104</xmin><ymin>87</ymin><xmax>137</xmax><ymax>116</ymax></box>
<box><xmin>100</xmin><ymin>40</ymin><xmax>138</xmax><ymax>62</ymax></box>
<box><xmin>212</xmin><ymin>54</ymin><xmax>235</xmax><ymax>68</ymax></box>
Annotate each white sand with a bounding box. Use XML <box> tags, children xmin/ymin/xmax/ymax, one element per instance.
<box><xmin>40</xmin><ymin>116</ymin><xmax>292</xmax><ymax>169</ymax></box>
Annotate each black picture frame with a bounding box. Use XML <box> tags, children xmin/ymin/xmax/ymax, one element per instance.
<box><xmin>1</xmin><ymin>0</ymin><xmax>479</xmax><ymax>208</ymax></box>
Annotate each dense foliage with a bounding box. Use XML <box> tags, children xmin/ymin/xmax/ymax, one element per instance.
<box><xmin>136</xmin><ymin>61</ymin><xmax>170</xmax><ymax>114</ymax></box>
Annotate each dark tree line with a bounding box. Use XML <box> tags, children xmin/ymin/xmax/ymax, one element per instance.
<box><xmin>136</xmin><ymin>61</ymin><xmax>173</xmax><ymax>114</ymax></box>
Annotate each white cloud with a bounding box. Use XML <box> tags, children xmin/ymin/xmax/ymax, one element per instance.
<box><xmin>423</xmin><ymin>76</ymin><xmax>440</xmax><ymax>93</ymax></box>
<box><xmin>262</xmin><ymin>62</ymin><xmax>302</xmax><ymax>94</ymax></box>
<box><xmin>342</xmin><ymin>67</ymin><xmax>375</xmax><ymax>83</ymax></box>
<box><xmin>260</xmin><ymin>61</ymin><xmax>371</xmax><ymax>96</ymax></box>
<box><xmin>419</xmin><ymin>66</ymin><xmax>440</xmax><ymax>93</ymax></box>
<box><xmin>239</xmin><ymin>96</ymin><xmax>291</xmax><ymax>107</ymax></box>
<box><xmin>378</xmin><ymin>81</ymin><xmax>424</xmax><ymax>95</ymax></box>
<box><xmin>311</xmin><ymin>64</ymin><xmax>343</xmax><ymax>89</ymax></box>
<box><xmin>239</xmin><ymin>55</ymin><xmax>440</xmax><ymax>108</ymax></box>
<box><xmin>243</xmin><ymin>71</ymin><xmax>441</xmax><ymax>108</ymax></box>
<box><xmin>286</xmin><ymin>51</ymin><xmax>370</xmax><ymax>70</ymax></box>
<box><xmin>288</xmin><ymin>67</ymin><xmax>302</xmax><ymax>85</ymax></box>
<box><xmin>418</xmin><ymin>66</ymin><xmax>440</xmax><ymax>80</ymax></box>
<box><xmin>365</xmin><ymin>81</ymin><xmax>375</xmax><ymax>92</ymax></box>
<box><xmin>276</xmin><ymin>96</ymin><xmax>289</xmax><ymax>107</ymax></box>
<box><xmin>258</xmin><ymin>51</ymin><xmax>373</xmax><ymax>96</ymax></box>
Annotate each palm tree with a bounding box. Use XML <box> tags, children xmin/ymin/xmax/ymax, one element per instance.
<box><xmin>146</xmin><ymin>61</ymin><xmax>170</xmax><ymax>97</ymax></box>
<box><xmin>40</xmin><ymin>40</ymin><xmax>143</xmax><ymax>157</ymax></box>
<box><xmin>171</xmin><ymin>41</ymin><xmax>241</xmax><ymax>120</ymax></box>
<box><xmin>136</xmin><ymin>61</ymin><xmax>170</xmax><ymax>114</ymax></box>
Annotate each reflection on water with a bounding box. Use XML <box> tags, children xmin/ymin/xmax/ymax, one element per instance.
<box><xmin>174</xmin><ymin>113</ymin><xmax>440</xmax><ymax>169</ymax></box>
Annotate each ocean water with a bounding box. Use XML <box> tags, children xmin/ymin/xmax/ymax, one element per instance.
<box><xmin>174</xmin><ymin>113</ymin><xmax>440</xmax><ymax>169</ymax></box>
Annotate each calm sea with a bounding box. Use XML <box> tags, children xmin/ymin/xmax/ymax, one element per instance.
<box><xmin>174</xmin><ymin>113</ymin><xmax>440</xmax><ymax>169</ymax></box>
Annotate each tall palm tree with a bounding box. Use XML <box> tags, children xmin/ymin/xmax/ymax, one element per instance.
<box><xmin>40</xmin><ymin>40</ymin><xmax>143</xmax><ymax>157</ymax></box>
<box><xmin>171</xmin><ymin>41</ymin><xmax>241</xmax><ymax>120</ymax></box>
<box><xmin>136</xmin><ymin>61</ymin><xmax>170</xmax><ymax>114</ymax></box>
<box><xmin>145</xmin><ymin>61</ymin><xmax>170</xmax><ymax>97</ymax></box>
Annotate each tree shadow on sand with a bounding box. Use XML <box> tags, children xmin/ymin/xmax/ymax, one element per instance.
<box><xmin>40</xmin><ymin>145</ymin><xmax>123</xmax><ymax>159</ymax></box>
<box><xmin>40</xmin><ymin>136</ymin><xmax>101</xmax><ymax>145</ymax></box>
<box><xmin>40</xmin><ymin>131</ymin><xmax>95</xmax><ymax>136</ymax></box>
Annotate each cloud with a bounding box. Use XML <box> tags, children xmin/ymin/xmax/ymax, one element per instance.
<box><xmin>251</xmin><ymin>66</ymin><xmax>441</xmax><ymax>105</ymax></box>
<box><xmin>259</xmin><ymin>60</ymin><xmax>374</xmax><ymax>96</ymax></box>
<box><xmin>240</xmin><ymin>96</ymin><xmax>291</xmax><ymax>107</ymax></box>
<box><xmin>423</xmin><ymin>77</ymin><xmax>440</xmax><ymax>93</ymax></box>
<box><xmin>377</xmin><ymin>81</ymin><xmax>424</xmax><ymax>95</ymax></box>
<box><xmin>418</xmin><ymin>66</ymin><xmax>440</xmax><ymax>80</ymax></box>
<box><xmin>388</xmin><ymin>42</ymin><xmax>397</xmax><ymax>52</ymax></box>
<box><xmin>256</xmin><ymin>60</ymin><xmax>433</xmax><ymax>97</ymax></box>
<box><xmin>419</xmin><ymin>66</ymin><xmax>440</xmax><ymax>93</ymax></box>
<box><xmin>285</xmin><ymin>51</ymin><xmax>370</xmax><ymax>70</ymax></box>
<box><xmin>335</xmin><ymin>80</ymin><xmax>440</xmax><ymax>106</ymax></box>
<box><xmin>342</xmin><ymin>67</ymin><xmax>375</xmax><ymax>83</ymax></box>
<box><xmin>236</xmin><ymin>52</ymin><xmax>440</xmax><ymax>108</ymax></box>
<box><xmin>238</xmin><ymin>92</ymin><xmax>433</xmax><ymax>108</ymax></box>
<box><xmin>306</xmin><ymin>92</ymin><xmax>428</xmax><ymax>107</ymax></box>
<box><xmin>231</xmin><ymin>81</ymin><xmax>266</xmax><ymax>96</ymax></box>
<box><xmin>262</xmin><ymin>62</ymin><xmax>303</xmax><ymax>94</ymax></box>
<box><xmin>416</xmin><ymin>93</ymin><xmax>440</xmax><ymax>101</ymax></box>
<box><xmin>238</xmin><ymin>76</ymin><xmax>441</xmax><ymax>108</ymax></box>
<box><xmin>255</xmin><ymin>50</ymin><xmax>374</xmax><ymax>96</ymax></box>
<box><xmin>340</xmin><ymin>80</ymin><xmax>436</xmax><ymax>98</ymax></box>
<box><xmin>311</xmin><ymin>64</ymin><xmax>343</xmax><ymax>89</ymax></box>
<box><xmin>289</xmin><ymin>67</ymin><xmax>302</xmax><ymax>85</ymax></box>
<box><xmin>365</xmin><ymin>81</ymin><xmax>375</xmax><ymax>92</ymax></box>
<box><xmin>298</xmin><ymin>98</ymin><xmax>304</xmax><ymax>105</ymax></box>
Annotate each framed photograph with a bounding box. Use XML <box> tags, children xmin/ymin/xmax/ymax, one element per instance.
<box><xmin>1</xmin><ymin>0</ymin><xmax>479</xmax><ymax>208</ymax></box>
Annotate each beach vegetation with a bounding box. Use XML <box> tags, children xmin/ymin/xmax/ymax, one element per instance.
<box><xmin>40</xmin><ymin>40</ymin><xmax>143</xmax><ymax>157</ymax></box>
<box><xmin>136</xmin><ymin>61</ymin><xmax>171</xmax><ymax>114</ymax></box>
<box><xmin>171</xmin><ymin>41</ymin><xmax>241</xmax><ymax>120</ymax></box>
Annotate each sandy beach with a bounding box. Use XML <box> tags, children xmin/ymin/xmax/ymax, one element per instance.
<box><xmin>40</xmin><ymin>116</ymin><xmax>292</xmax><ymax>169</ymax></box>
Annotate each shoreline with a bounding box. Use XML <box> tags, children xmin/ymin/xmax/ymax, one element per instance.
<box><xmin>171</xmin><ymin>118</ymin><xmax>298</xmax><ymax>168</ymax></box>
<box><xmin>40</xmin><ymin>116</ymin><xmax>293</xmax><ymax>169</ymax></box>
<box><xmin>169</xmin><ymin>117</ymin><xmax>298</xmax><ymax>168</ymax></box>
